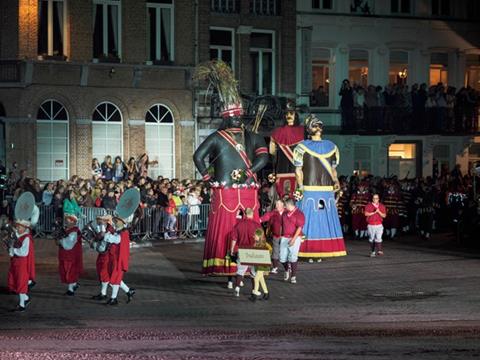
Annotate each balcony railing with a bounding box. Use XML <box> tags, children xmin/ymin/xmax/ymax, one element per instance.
<box><xmin>249</xmin><ymin>0</ymin><xmax>281</xmax><ymax>16</ymax></box>
<box><xmin>0</xmin><ymin>60</ymin><xmax>21</xmax><ymax>82</ymax></box>
<box><xmin>340</xmin><ymin>105</ymin><xmax>480</xmax><ymax>135</ymax></box>
<box><xmin>211</xmin><ymin>0</ymin><xmax>240</xmax><ymax>14</ymax></box>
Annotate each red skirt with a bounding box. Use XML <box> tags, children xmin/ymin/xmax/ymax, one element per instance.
<box><xmin>8</xmin><ymin>257</ymin><xmax>29</xmax><ymax>294</ymax></box>
<box><xmin>202</xmin><ymin>187</ymin><xmax>260</xmax><ymax>276</ymax></box>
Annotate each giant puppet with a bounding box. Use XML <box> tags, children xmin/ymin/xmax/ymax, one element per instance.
<box><xmin>293</xmin><ymin>114</ymin><xmax>347</xmax><ymax>260</ymax></box>
<box><xmin>193</xmin><ymin>60</ymin><xmax>269</xmax><ymax>276</ymax></box>
<box><xmin>269</xmin><ymin>100</ymin><xmax>305</xmax><ymax>199</ymax></box>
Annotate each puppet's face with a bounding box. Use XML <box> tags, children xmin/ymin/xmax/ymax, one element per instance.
<box><xmin>226</xmin><ymin>116</ymin><xmax>243</xmax><ymax>129</ymax></box>
<box><xmin>285</xmin><ymin>111</ymin><xmax>296</xmax><ymax>126</ymax></box>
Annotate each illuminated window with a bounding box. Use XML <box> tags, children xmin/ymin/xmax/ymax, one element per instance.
<box><xmin>38</xmin><ymin>0</ymin><xmax>66</xmax><ymax>58</ymax></box>
<box><xmin>311</xmin><ymin>48</ymin><xmax>330</xmax><ymax>107</ymax></box>
<box><xmin>210</xmin><ymin>28</ymin><xmax>234</xmax><ymax>70</ymax></box>
<box><xmin>430</xmin><ymin>53</ymin><xmax>448</xmax><ymax>86</ymax></box>
<box><xmin>388</xmin><ymin>143</ymin><xmax>417</xmax><ymax>178</ymax></box>
<box><xmin>349</xmin><ymin>49</ymin><xmax>369</xmax><ymax>88</ymax></box>
<box><xmin>92</xmin><ymin>102</ymin><xmax>123</xmax><ymax>161</ymax></box>
<box><xmin>466</xmin><ymin>54</ymin><xmax>480</xmax><ymax>91</ymax></box>
<box><xmin>36</xmin><ymin>100</ymin><xmax>69</xmax><ymax>181</ymax></box>
<box><xmin>147</xmin><ymin>1</ymin><xmax>174</xmax><ymax>63</ymax></box>
<box><xmin>389</xmin><ymin>50</ymin><xmax>408</xmax><ymax>85</ymax></box>
<box><xmin>93</xmin><ymin>0</ymin><xmax>121</xmax><ymax>60</ymax></box>
<box><xmin>145</xmin><ymin>104</ymin><xmax>175</xmax><ymax>179</ymax></box>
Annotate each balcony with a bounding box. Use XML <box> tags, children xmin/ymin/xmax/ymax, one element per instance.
<box><xmin>249</xmin><ymin>0</ymin><xmax>281</xmax><ymax>16</ymax></box>
<box><xmin>0</xmin><ymin>60</ymin><xmax>22</xmax><ymax>83</ymax></box>
<box><xmin>211</xmin><ymin>0</ymin><xmax>240</xmax><ymax>14</ymax></box>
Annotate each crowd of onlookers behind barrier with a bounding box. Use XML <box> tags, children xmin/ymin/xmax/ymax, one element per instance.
<box><xmin>338</xmin><ymin>80</ymin><xmax>480</xmax><ymax>134</ymax></box>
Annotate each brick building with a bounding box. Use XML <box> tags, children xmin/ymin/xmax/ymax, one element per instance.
<box><xmin>0</xmin><ymin>0</ymin><xmax>296</xmax><ymax>181</ymax></box>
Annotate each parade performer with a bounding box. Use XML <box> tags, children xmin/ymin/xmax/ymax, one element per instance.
<box><xmin>382</xmin><ymin>182</ymin><xmax>402</xmax><ymax>239</ymax></box>
<box><xmin>280</xmin><ymin>198</ymin><xmax>305</xmax><ymax>284</ymax></box>
<box><xmin>293</xmin><ymin>114</ymin><xmax>346</xmax><ymax>260</ymax></box>
<box><xmin>364</xmin><ymin>193</ymin><xmax>387</xmax><ymax>257</ymax></box>
<box><xmin>57</xmin><ymin>214</ymin><xmax>83</xmax><ymax>296</ymax></box>
<box><xmin>7</xmin><ymin>219</ymin><xmax>33</xmax><ymax>311</ymax></box>
<box><xmin>337</xmin><ymin>177</ymin><xmax>350</xmax><ymax>234</ymax></box>
<box><xmin>269</xmin><ymin>100</ymin><xmax>304</xmax><ymax>198</ymax></box>
<box><xmin>260</xmin><ymin>199</ymin><xmax>285</xmax><ymax>274</ymax></box>
<box><xmin>228</xmin><ymin>208</ymin><xmax>259</xmax><ymax>297</ymax></box>
<box><xmin>350</xmin><ymin>182</ymin><xmax>370</xmax><ymax>239</ymax></box>
<box><xmin>90</xmin><ymin>214</ymin><xmax>114</xmax><ymax>301</ymax></box>
<box><xmin>193</xmin><ymin>60</ymin><xmax>268</xmax><ymax>276</ymax></box>
<box><xmin>249</xmin><ymin>228</ymin><xmax>271</xmax><ymax>302</ymax></box>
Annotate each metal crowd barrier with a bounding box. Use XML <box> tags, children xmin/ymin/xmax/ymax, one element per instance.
<box><xmin>34</xmin><ymin>204</ymin><xmax>211</xmax><ymax>241</ymax></box>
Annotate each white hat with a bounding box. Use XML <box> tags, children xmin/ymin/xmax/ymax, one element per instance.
<box><xmin>64</xmin><ymin>214</ymin><xmax>78</xmax><ymax>223</ymax></box>
<box><xmin>15</xmin><ymin>219</ymin><xmax>31</xmax><ymax>228</ymax></box>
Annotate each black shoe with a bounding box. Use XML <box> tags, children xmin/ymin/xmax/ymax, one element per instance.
<box><xmin>106</xmin><ymin>298</ymin><xmax>118</xmax><ymax>306</ymax></box>
<box><xmin>24</xmin><ymin>299</ymin><xmax>31</xmax><ymax>308</ymax></box>
<box><xmin>91</xmin><ymin>294</ymin><xmax>107</xmax><ymax>301</ymax></box>
<box><xmin>64</xmin><ymin>290</ymin><xmax>75</xmax><ymax>296</ymax></box>
<box><xmin>10</xmin><ymin>304</ymin><xmax>27</xmax><ymax>312</ymax></box>
<box><xmin>28</xmin><ymin>281</ymin><xmax>36</xmax><ymax>290</ymax></box>
<box><xmin>248</xmin><ymin>294</ymin><xmax>259</xmax><ymax>302</ymax></box>
<box><xmin>262</xmin><ymin>293</ymin><xmax>270</xmax><ymax>301</ymax></box>
<box><xmin>126</xmin><ymin>288</ymin><xmax>136</xmax><ymax>304</ymax></box>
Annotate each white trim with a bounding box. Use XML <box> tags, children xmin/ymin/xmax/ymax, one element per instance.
<box><xmin>146</xmin><ymin>1</ymin><xmax>175</xmax><ymax>62</ymax></box>
<box><xmin>129</xmin><ymin>119</ymin><xmax>145</xmax><ymax>126</ymax></box>
<box><xmin>250</xmin><ymin>29</ymin><xmax>276</xmax><ymax>95</ymax></box>
<box><xmin>209</xmin><ymin>26</ymin><xmax>235</xmax><ymax>71</ymax></box>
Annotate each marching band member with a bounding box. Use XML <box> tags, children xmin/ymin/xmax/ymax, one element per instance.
<box><xmin>350</xmin><ymin>182</ymin><xmax>370</xmax><ymax>240</ymax></box>
<box><xmin>104</xmin><ymin>215</ymin><xmax>135</xmax><ymax>305</ymax></box>
<box><xmin>91</xmin><ymin>214</ymin><xmax>114</xmax><ymax>301</ymax></box>
<box><xmin>7</xmin><ymin>219</ymin><xmax>33</xmax><ymax>311</ymax></box>
<box><xmin>57</xmin><ymin>214</ymin><xmax>83</xmax><ymax>296</ymax></box>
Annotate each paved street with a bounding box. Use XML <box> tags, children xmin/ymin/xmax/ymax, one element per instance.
<box><xmin>0</xmin><ymin>236</ymin><xmax>479</xmax><ymax>359</ymax></box>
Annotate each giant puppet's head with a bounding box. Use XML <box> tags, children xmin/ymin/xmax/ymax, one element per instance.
<box><xmin>284</xmin><ymin>99</ymin><xmax>299</xmax><ymax>127</ymax></box>
<box><xmin>194</xmin><ymin>60</ymin><xmax>244</xmax><ymax>130</ymax></box>
<box><xmin>305</xmin><ymin>113</ymin><xmax>324</xmax><ymax>137</ymax></box>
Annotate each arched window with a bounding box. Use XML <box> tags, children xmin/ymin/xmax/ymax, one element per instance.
<box><xmin>0</xmin><ymin>103</ymin><xmax>6</xmax><ymax>166</ymax></box>
<box><xmin>36</xmin><ymin>100</ymin><xmax>69</xmax><ymax>181</ymax></box>
<box><xmin>145</xmin><ymin>104</ymin><xmax>174</xmax><ymax>179</ymax></box>
<box><xmin>92</xmin><ymin>102</ymin><xmax>123</xmax><ymax>163</ymax></box>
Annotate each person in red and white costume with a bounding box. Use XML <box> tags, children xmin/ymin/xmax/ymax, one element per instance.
<box><xmin>364</xmin><ymin>193</ymin><xmax>387</xmax><ymax>257</ymax></box>
<box><xmin>103</xmin><ymin>215</ymin><xmax>135</xmax><ymax>305</ymax></box>
<box><xmin>91</xmin><ymin>214</ymin><xmax>114</xmax><ymax>301</ymax></box>
<box><xmin>7</xmin><ymin>219</ymin><xmax>33</xmax><ymax>312</ymax></box>
<box><xmin>260</xmin><ymin>199</ymin><xmax>285</xmax><ymax>274</ymax></box>
<box><xmin>57</xmin><ymin>214</ymin><xmax>83</xmax><ymax>296</ymax></box>
<box><xmin>280</xmin><ymin>198</ymin><xmax>305</xmax><ymax>284</ymax></box>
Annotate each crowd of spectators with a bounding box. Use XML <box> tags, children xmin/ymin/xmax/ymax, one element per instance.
<box><xmin>339</xmin><ymin>79</ymin><xmax>480</xmax><ymax>134</ymax></box>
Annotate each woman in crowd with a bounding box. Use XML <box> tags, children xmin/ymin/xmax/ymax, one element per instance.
<box><xmin>92</xmin><ymin>158</ymin><xmax>102</xmax><ymax>178</ymax></box>
<box><xmin>101</xmin><ymin>156</ymin><xmax>113</xmax><ymax>181</ymax></box>
<box><xmin>113</xmin><ymin>156</ymin><xmax>126</xmax><ymax>182</ymax></box>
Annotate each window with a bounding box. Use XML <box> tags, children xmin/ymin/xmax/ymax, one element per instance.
<box><xmin>36</xmin><ymin>100</ymin><xmax>69</xmax><ymax>181</ymax></box>
<box><xmin>250</xmin><ymin>0</ymin><xmax>281</xmax><ymax>16</ymax></box>
<box><xmin>145</xmin><ymin>104</ymin><xmax>175</xmax><ymax>179</ymax></box>
<box><xmin>391</xmin><ymin>0</ymin><xmax>411</xmax><ymax>14</ymax></box>
<box><xmin>430</xmin><ymin>53</ymin><xmax>448</xmax><ymax>86</ymax></box>
<box><xmin>312</xmin><ymin>0</ymin><xmax>332</xmax><ymax>10</ymax></box>
<box><xmin>433</xmin><ymin>145</ymin><xmax>450</xmax><ymax>175</ymax></box>
<box><xmin>311</xmin><ymin>48</ymin><xmax>330</xmax><ymax>107</ymax></box>
<box><xmin>349</xmin><ymin>49</ymin><xmax>369</xmax><ymax>88</ymax></box>
<box><xmin>389</xmin><ymin>50</ymin><xmax>409</xmax><ymax>85</ymax></box>
<box><xmin>466</xmin><ymin>54</ymin><xmax>480</xmax><ymax>91</ymax></box>
<box><xmin>350</xmin><ymin>0</ymin><xmax>373</xmax><ymax>14</ymax></box>
<box><xmin>209</xmin><ymin>28</ymin><xmax>234</xmax><ymax>70</ymax></box>
<box><xmin>388</xmin><ymin>143</ymin><xmax>417</xmax><ymax>178</ymax></box>
<box><xmin>93</xmin><ymin>0</ymin><xmax>121</xmax><ymax>60</ymax></box>
<box><xmin>92</xmin><ymin>102</ymin><xmax>123</xmax><ymax>161</ymax></box>
<box><xmin>147</xmin><ymin>1</ymin><xmax>174</xmax><ymax>63</ymax></box>
<box><xmin>432</xmin><ymin>0</ymin><xmax>450</xmax><ymax>16</ymax></box>
<box><xmin>0</xmin><ymin>103</ymin><xmax>5</xmax><ymax>166</ymax></box>
<box><xmin>211</xmin><ymin>0</ymin><xmax>240</xmax><ymax>13</ymax></box>
<box><xmin>353</xmin><ymin>145</ymin><xmax>371</xmax><ymax>176</ymax></box>
<box><xmin>38</xmin><ymin>0</ymin><xmax>66</xmax><ymax>58</ymax></box>
<box><xmin>467</xmin><ymin>0</ymin><xmax>480</xmax><ymax>20</ymax></box>
<box><xmin>250</xmin><ymin>31</ymin><xmax>275</xmax><ymax>95</ymax></box>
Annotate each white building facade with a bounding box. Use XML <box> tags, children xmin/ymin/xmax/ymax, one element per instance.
<box><xmin>296</xmin><ymin>0</ymin><xmax>480</xmax><ymax>177</ymax></box>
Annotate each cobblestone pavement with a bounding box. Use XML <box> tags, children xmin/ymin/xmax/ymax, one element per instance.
<box><xmin>0</xmin><ymin>236</ymin><xmax>479</xmax><ymax>359</ymax></box>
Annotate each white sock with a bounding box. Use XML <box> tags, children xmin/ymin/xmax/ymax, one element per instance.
<box><xmin>120</xmin><ymin>281</ymin><xmax>130</xmax><ymax>293</ymax></box>
<box><xmin>111</xmin><ymin>284</ymin><xmax>120</xmax><ymax>299</ymax></box>
<box><xmin>68</xmin><ymin>283</ymin><xmax>74</xmax><ymax>292</ymax></box>
<box><xmin>19</xmin><ymin>293</ymin><xmax>28</xmax><ymax>307</ymax></box>
<box><xmin>355</xmin><ymin>230</ymin><xmax>359</xmax><ymax>237</ymax></box>
<box><xmin>101</xmin><ymin>282</ymin><xmax>109</xmax><ymax>296</ymax></box>
<box><xmin>391</xmin><ymin>228</ymin><xmax>397</xmax><ymax>238</ymax></box>
<box><xmin>28</xmin><ymin>280</ymin><xmax>32</xmax><ymax>285</ymax></box>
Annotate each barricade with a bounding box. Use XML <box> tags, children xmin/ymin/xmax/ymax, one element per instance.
<box><xmin>34</xmin><ymin>204</ymin><xmax>211</xmax><ymax>240</ymax></box>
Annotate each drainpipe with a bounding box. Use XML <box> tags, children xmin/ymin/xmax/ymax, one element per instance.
<box><xmin>193</xmin><ymin>0</ymin><xmax>199</xmax><ymax>178</ymax></box>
